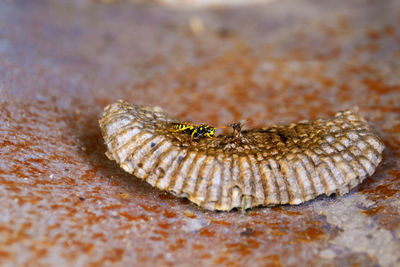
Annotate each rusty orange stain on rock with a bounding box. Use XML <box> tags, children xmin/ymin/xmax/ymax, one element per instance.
<box><xmin>209</xmin><ymin>219</ymin><xmax>232</xmax><ymax>226</ymax></box>
<box><xmin>292</xmin><ymin>227</ymin><xmax>325</xmax><ymax>243</ymax></box>
<box><xmin>383</xmin><ymin>25</ymin><xmax>395</xmax><ymax>36</ymax></box>
<box><xmin>62</xmin><ymin>177</ymin><xmax>77</xmax><ymax>185</ymax></box>
<box><xmin>263</xmin><ymin>254</ymin><xmax>283</xmax><ymax>267</ymax></box>
<box><xmin>273</xmin><ymin>207</ymin><xmax>304</xmax><ymax>216</ymax></box>
<box><xmin>103</xmin><ymin>204</ymin><xmax>123</xmax><ymax>210</ymax></box>
<box><xmin>0</xmin><ymin>250</ymin><xmax>13</xmax><ymax>260</ymax></box>
<box><xmin>192</xmin><ymin>244</ymin><xmax>205</xmax><ymax>250</ymax></box>
<box><xmin>199</xmin><ymin>229</ymin><xmax>214</xmax><ymax>237</ymax></box>
<box><xmin>224</xmin><ymin>239</ymin><xmax>260</xmax><ymax>257</ymax></box>
<box><xmin>213</xmin><ymin>256</ymin><xmax>229</xmax><ymax>265</ymax></box>
<box><xmin>385</xmin><ymin>124</ymin><xmax>400</xmax><ymax>134</ymax></box>
<box><xmin>110</xmin><ymin>180</ymin><xmax>120</xmax><ymax>186</ymax></box>
<box><xmin>363</xmin><ymin>78</ymin><xmax>400</xmax><ymax>94</ymax></box>
<box><xmin>119</xmin><ymin>192</ymin><xmax>129</xmax><ymax>199</ymax></box>
<box><xmin>153</xmin><ymin>230</ymin><xmax>169</xmax><ymax>239</ymax></box>
<box><xmin>374</xmin><ymin>184</ymin><xmax>398</xmax><ymax>199</ymax></box>
<box><xmin>14</xmin><ymin>195</ymin><xmax>43</xmax><ymax>205</ymax></box>
<box><xmin>361</xmin><ymin>207</ymin><xmax>380</xmax><ymax>217</ymax></box>
<box><xmin>361</xmin><ymin>178</ymin><xmax>399</xmax><ymax>202</ymax></box>
<box><xmin>33</xmin><ymin>248</ymin><xmax>48</xmax><ymax>258</ymax></box>
<box><xmin>140</xmin><ymin>204</ymin><xmax>161</xmax><ymax>213</ymax></box>
<box><xmin>168</xmin><ymin>238</ymin><xmax>187</xmax><ymax>251</ymax></box>
<box><xmin>365</xmin><ymin>28</ymin><xmax>382</xmax><ymax>40</ymax></box>
<box><xmin>80</xmin><ymin>170</ymin><xmax>97</xmax><ymax>180</ymax></box>
<box><xmin>46</xmin><ymin>223</ymin><xmax>61</xmax><ymax>232</ymax></box>
<box><xmin>91</xmin><ymin>233</ymin><xmax>106</xmax><ymax>241</ymax></box>
<box><xmin>102</xmin><ymin>248</ymin><xmax>125</xmax><ymax>263</ymax></box>
<box><xmin>199</xmin><ymin>253</ymin><xmax>211</xmax><ymax>259</ymax></box>
<box><xmin>374</xmin><ymin>209</ymin><xmax>400</xmax><ymax>231</ymax></box>
<box><xmin>119</xmin><ymin>212</ymin><xmax>149</xmax><ymax>222</ymax></box>
<box><xmin>149</xmin><ymin>236</ymin><xmax>163</xmax><ymax>241</ymax></box>
<box><xmin>183</xmin><ymin>211</ymin><xmax>197</xmax><ymax>218</ymax></box>
<box><xmin>163</xmin><ymin>209</ymin><xmax>177</xmax><ymax>218</ymax></box>
<box><xmin>157</xmin><ymin>222</ymin><xmax>171</xmax><ymax>230</ymax></box>
<box><xmin>67</xmin><ymin>240</ymin><xmax>95</xmax><ymax>254</ymax></box>
<box><xmin>1</xmin><ymin>179</ymin><xmax>21</xmax><ymax>192</ymax></box>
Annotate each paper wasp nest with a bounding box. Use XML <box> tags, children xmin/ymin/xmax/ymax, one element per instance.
<box><xmin>99</xmin><ymin>100</ymin><xmax>384</xmax><ymax>211</ymax></box>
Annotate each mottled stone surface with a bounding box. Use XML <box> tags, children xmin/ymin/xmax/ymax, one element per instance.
<box><xmin>0</xmin><ymin>0</ymin><xmax>399</xmax><ymax>266</ymax></box>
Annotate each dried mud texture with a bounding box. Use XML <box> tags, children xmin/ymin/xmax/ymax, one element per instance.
<box><xmin>100</xmin><ymin>100</ymin><xmax>384</xmax><ymax>210</ymax></box>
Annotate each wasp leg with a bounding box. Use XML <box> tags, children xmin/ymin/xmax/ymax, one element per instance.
<box><xmin>191</xmin><ymin>129</ymin><xmax>197</xmax><ymax>141</ymax></box>
<box><xmin>204</xmin><ymin>132</ymin><xmax>214</xmax><ymax>139</ymax></box>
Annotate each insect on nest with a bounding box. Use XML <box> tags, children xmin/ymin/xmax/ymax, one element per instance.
<box><xmin>170</xmin><ymin>122</ymin><xmax>226</xmax><ymax>141</ymax></box>
<box><xmin>99</xmin><ymin>100</ymin><xmax>385</xmax><ymax>211</ymax></box>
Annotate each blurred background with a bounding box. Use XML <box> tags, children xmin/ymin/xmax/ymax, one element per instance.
<box><xmin>0</xmin><ymin>0</ymin><xmax>399</xmax><ymax>266</ymax></box>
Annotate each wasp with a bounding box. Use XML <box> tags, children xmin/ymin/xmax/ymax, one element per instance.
<box><xmin>171</xmin><ymin>122</ymin><xmax>225</xmax><ymax>141</ymax></box>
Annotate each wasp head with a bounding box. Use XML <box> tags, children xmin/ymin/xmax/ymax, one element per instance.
<box><xmin>205</xmin><ymin>126</ymin><xmax>216</xmax><ymax>138</ymax></box>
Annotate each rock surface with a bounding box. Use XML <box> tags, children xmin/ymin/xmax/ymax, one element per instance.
<box><xmin>0</xmin><ymin>0</ymin><xmax>399</xmax><ymax>266</ymax></box>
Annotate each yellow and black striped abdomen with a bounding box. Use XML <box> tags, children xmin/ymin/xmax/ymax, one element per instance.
<box><xmin>172</xmin><ymin>122</ymin><xmax>195</xmax><ymax>131</ymax></box>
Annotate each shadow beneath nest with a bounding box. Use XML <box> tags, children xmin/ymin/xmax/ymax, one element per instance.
<box><xmin>62</xmin><ymin>103</ymin><xmax>206</xmax><ymax>212</ymax></box>
<box><xmin>63</xmin><ymin>107</ymin><xmax>154</xmax><ymax>193</ymax></box>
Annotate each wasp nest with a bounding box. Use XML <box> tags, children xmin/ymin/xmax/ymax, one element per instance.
<box><xmin>99</xmin><ymin>100</ymin><xmax>384</xmax><ymax>211</ymax></box>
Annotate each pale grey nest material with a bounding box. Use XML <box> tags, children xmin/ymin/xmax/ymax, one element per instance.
<box><xmin>99</xmin><ymin>100</ymin><xmax>385</xmax><ymax>211</ymax></box>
